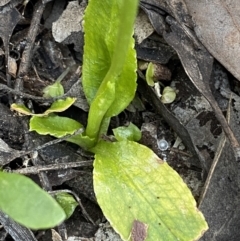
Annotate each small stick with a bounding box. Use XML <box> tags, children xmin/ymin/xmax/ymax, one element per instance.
<box><xmin>0</xmin><ymin>79</ymin><xmax>81</xmax><ymax>102</ymax></box>
<box><xmin>11</xmin><ymin>161</ymin><xmax>93</xmax><ymax>175</ymax></box>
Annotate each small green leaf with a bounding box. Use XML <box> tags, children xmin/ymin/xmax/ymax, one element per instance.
<box><xmin>0</xmin><ymin>172</ymin><xmax>66</xmax><ymax>229</ymax></box>
<box><xmin>30</xmin><ymin>115</ymin><xmax>82</xmax><ymax>137</ymax></box>
<box><xmin>92</xmin><ymin>141</ymin><xmax>208</xmax><ymax>241</ymax></box>
<box><xmin>43</xmin><ymin>81</ymin><xmax>64</xmax><ymax>98</ymax></box>
<box><xmin>30</xmin><ymin>115</ymin><xmax>96</xmax><ymax>150</ymax></box>
<box><xmin>11</xmin><ymin>97</ymin><xmax>76</xmax><ymax>117</ymax></box>
<box><xmin>11</xmin><ymin>103</ymin><xmax>33</xmax><ymax>115</ymax></box>
<box><xmin>113</xmin><ymin>122</ymin><xmax>141</xmax><ymax>141</ymax></box>
<box><xmin>45</xmin><ymin>97</ymin><xmax>76</xmax><ymax>115</ymax></box>
<box><xmin>55</xmin><ymin>193</ymin><xmax>78</xmax><ymax>219</ymax></box>
<box><xmin>29</xmin><ymin>115</ymin><xmax>95</xmax><ymax>149</ymax></box>
<box><xmin>43</xmin><ymin>67</ymin><xmax>70</xmax><ymax>98</ymax></box>
<box><xmin>146</xmin><ymin>62</ymin><xmax>155</xmax><ymax>86</ymax></box>
<box><xmin>161</xmin><ymin>86</ymin><xmax>176</xmax><ymax>104</ymax></box>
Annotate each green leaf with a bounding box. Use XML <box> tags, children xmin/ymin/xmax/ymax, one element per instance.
<box><xmin>67</xmin><ymin>134</ymin><xmax>96</xmax><ymax>150</ymax></box>
<box><xmin>11</xmin><ymin>97</ymin><xmax>76</xmax><ymax>117</ymax></box>
<box><xmin>43</xmin><ymin>81</ymin><xmax>64</xmax><ymax>98</ymax></box>
<box><xmin>83</xmin><ymin>0</ymin><xmax>138</xmax><ymax>141</ymax></box>
<box><xmin>92</xmin><ymin>141</ymin><xmax>208</xmax><ymax>241</ymax></box>
<box><xmin>29</xmin><ymin>115</ymin><xmax>95</xmax><ymax>149</ymax></box>
<box><xmin>55</xmin><ymin>192</ymin><xmax>78</xmax><ymax>219</ymax></box>
<box><xmin>45</xmin><ymin>98</ymin><xmax>76</xmax><ymax>114</ymax></box>
<box><xmin>85</xmin><ymin>80</ymin><xmax>116</xmax><ymax>140</ymax></box>
<box><xmin>43</xmin><ymin>67</ymin><xmax>70</xmax><ymax>98</ymax></box>
<box><xmin>161</xmin><ymin>86</ymin><xmax>176</xmax><ymax>104</ymax></box>
<box><xmin>30</xmin><ymin>115</ymin><xmax>82</xmax><ymax>137</ymax></box>
<box><xmin>83</xmin><ymin>0</ymin><xmax>137</xmax><ymax>115</ymax></box>
<box><xmin>0</xmin><ymin>172</ymin><xmax>66</xmax><ymax>229</ymax></box>
<box><xmin>113</xmin><ymin>122</ymin><xmax>141</xmax><ymax>141</ymax></box>
<box><xmin>146</xmin><ymin>62</ymin><xmax>155</xmax><ymax>86</ymax></box>
<box><xmin>11</xmin><ymin>103</ymin><xmax>34</xmax><ymax>116</ymax></box>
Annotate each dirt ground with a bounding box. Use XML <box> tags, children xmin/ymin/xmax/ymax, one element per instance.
<box><xmin>1</xmin><ymin>0</ymin><xmax>240</xmax><ymax>240</ymax></box>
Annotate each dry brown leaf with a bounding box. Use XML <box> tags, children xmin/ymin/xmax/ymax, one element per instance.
<box><xmin>184</xmin><ymin>0</ymin><xmax>240</xmax><ymax>81</ymax></box>
<box><xmin>134</xmin><ymin>9</ymin><xmax>154</xmax><ymax>44</ymax></box>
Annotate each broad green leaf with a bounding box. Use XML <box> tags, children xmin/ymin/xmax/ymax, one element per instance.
<box><xmin>0</xmin><ymin>172</ymin><xmax>66</xmax><ymax>229</ymax></box>
<box><xmin>11</xmin><ymin>97</ymin><xmax>76</xmax><ymax>117</ymax></box>
<box><xmin>82</xmin><ymin>0</ymin><xmax>138</xmax><ymax>117</ymax></box>
<box><xmin>30</xmin><ymin>115</ymin><xmax>82</xmax><ymax>137</ymax></box>
<box><xmin>113</xmin><ymin>122</ymin><xmax>141</xmax><ymax>141</ymax></box>
<box><xmin>43</xmin><ymin>81</ymin><xmax>64</xmax><ymax>98</ymax></box>
<box><xmin>92</xmin><ymin>141</ymin><xmax>208</xmax><ymax>241</ymax></box>
<box><xmin>55</xmin><ymin>192</ymin><xmax>78</xmax><ymax>219</ymax></box>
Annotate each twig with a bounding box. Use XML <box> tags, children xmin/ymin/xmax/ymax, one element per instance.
<box><xmin>17</xmin><ymin>1</ymin><xmax>46</xmax><ymax>78</ymax></box>
<box><xmin>0</xmin><ymin>79</ymin><xmax>81</xmax><ymax>102</ymax></box>
<box><xmin>4</xmin><ymin>127</ymin><xmax>85</xmax><ymax>164</ymax></box>
<box><xmin>169</xmin><ymin>147</ymin><xmax>193</xmax><ymax>157</ymax></box>
<box><xmin>12</xmin><ymin>161</ymin><xmax>93</xmax><ymax>174</ymax></box>
<box><xmin>198</xmin><ymin>95</ymin><xmax>232</xmax><ymax>206</ymax></box>
<box><xmin>25</xmin><ymin>127</ymin><xmax>84</xmax><ymax>154</ymax></box>
<box><xmin>22</xmin><ymin>118</ymin><xmax>52</xmax><ymax>191</ymax></box>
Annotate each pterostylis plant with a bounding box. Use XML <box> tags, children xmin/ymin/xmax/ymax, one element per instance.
<box><xmin>9</xmin><ymin>0</ymin><xmax>208</xmax><ymax>240</ymax></box>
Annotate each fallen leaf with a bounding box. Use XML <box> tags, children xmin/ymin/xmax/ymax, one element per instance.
<box><xmin>0</xmin><ymin>6</ymin><xmax>21</xmax><ymax>72</ymax></box>
<box><xmin>163</xmin><ymin>15</ymin><xmax>240</xmax><ymax>160</ymax></box>
<box><xmin>184</xmin><ymin>0</ymin><xmax>240</xmax><ymax>81</ymax></box>
<box><xmin>51</xmin><ymin>229</ymin><xmax>63</xmax><ymax>241</ymax></box>
<box><xmin>198</xmin><ymin>105</ymin><xmax>240</xmax><ymax>240</ymax></box>
<box><xmin>134</xmin><ymin>9</ymin><xmax>154</xmax><ymax>44</ymax></box>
